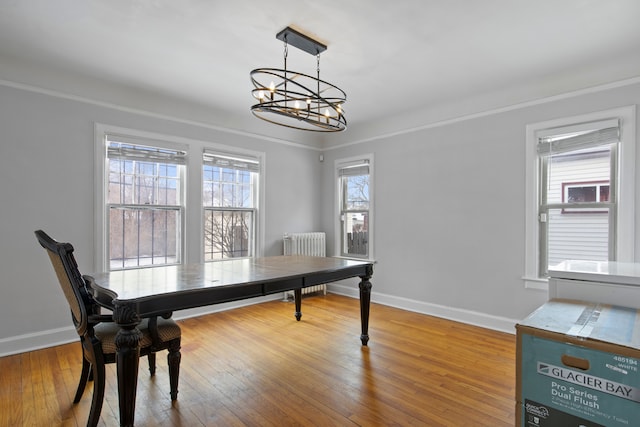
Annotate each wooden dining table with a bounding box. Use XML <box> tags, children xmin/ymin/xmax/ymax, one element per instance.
<box><xmin>88</xmin><ymin>255</ymin><xmax>374</xmax><ymax>427</ymax></box>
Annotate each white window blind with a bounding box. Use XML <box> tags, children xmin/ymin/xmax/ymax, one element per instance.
<box><xmin>203</xmin><ymin>150</ymin><xmax>260</xmax><ymax>172</ymax></box>
<box><xmin>537</xmin><ymin>119</ymin><xmax>620</xmax><ymax>156</ymax></box>
<box><xmin>338</xmin><ymin>160</ymin><xmax>370</xmax><ymax>177</ymax></box>
<box><xmin>107</xmin><ymin>134</ymin><xmax>187</xmax><ymax>164</ymax></box>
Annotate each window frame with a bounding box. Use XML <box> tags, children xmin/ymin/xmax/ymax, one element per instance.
<box><xmin>94</xmin><ymin>123</ymin><xmax>266</xmax><ymax>271</ymax></box>
<box><xmin>561</xmin><ymin>180</ymin><xmax>610</xmax><ymax>213</ymax></box>
<box><xmin>202</xmin><ymin>150</ymin><xmax>261</xmax><ymax>261</ymax></box>
<box><xmin>335</xmin><ymin>154</ymin><xmax>374</xmax><ymax>260</ymax></box>
<box><xmin>539</xmin><ymin>141</ymin><xmax>616</xmax><ymax>276</ymax></box>
<box><xmin>107</xmin><ymin>144</ymin><xmax>185</xmax><ymax>270</ymax></box>
<box><xmin>523</xmin><ymin>106</ymin><xmax>636</xmax><ymax>289</ymax></box>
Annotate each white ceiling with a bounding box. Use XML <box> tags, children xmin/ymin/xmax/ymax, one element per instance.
<box><xmin>2</xmin><ymin>0</ymin><xmax>640</xmax><ymax>141</ymax></box>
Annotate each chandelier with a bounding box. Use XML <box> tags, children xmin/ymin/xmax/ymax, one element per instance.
<box><xmin>250</xmin><ymin>27</ymin><xmax>347</xmax><ymax>132</ymax></box>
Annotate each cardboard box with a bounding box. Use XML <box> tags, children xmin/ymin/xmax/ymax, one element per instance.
<box><xmin>516</xmin><ymin>299</ymin><xmax>640</xmax><ymax>427</ymax></box>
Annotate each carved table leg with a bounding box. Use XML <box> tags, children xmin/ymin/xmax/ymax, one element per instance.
<box><xmin>113</xmin><ymin>304</ymin><xmax>142</xmax><ymax>427</ymax></box>
<box><xmin>359</xmin><ymin>267</ymin><xmax>373</xmax><ymax>346</ymax></box>
<box><xmin>167</xmin><ymin>340</ymin><xmax>181</xmax><ymax>401</ymax></box>
<box><xmin>294</xmin><ymin>288</ymin><xmax>302</xmax><ymax>321</ymax></box>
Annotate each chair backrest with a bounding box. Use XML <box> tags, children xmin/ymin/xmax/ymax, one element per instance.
<box><xmin>35</xmin><ymin>230</ymin><xmax>92</xmax><ymax>337</ymax></box>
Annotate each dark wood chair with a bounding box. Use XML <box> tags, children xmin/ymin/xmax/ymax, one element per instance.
<box><xmin>34</xmin><ymin>230</ymin><xmax>181</xmax><ymax>427</ymax></box>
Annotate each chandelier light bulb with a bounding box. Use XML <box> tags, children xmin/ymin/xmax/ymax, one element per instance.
<box><xmin>268</xmin><ymin>81</ymin><xmax>275</xmax><ymax>100</ymax></box>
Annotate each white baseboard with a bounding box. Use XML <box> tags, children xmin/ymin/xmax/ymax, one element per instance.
<box><xmin>0</xmin><ymin>294</ymin><xmax>284</xmax><ymax>357</ymax></box>
<box><xmin>0</xmin><ymin>326</ymin><xmax>78</xmax><ymax>358</ymax></box>
<box><xmin>327</xmin><ymin>283</ymin><xmax>519</xmax><ymax>335</ymax></box>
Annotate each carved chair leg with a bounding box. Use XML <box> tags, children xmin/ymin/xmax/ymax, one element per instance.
<box><xmin>148</xmin><ymin>352</ymin><xmax>157</xmax><ymax>376</ymax></box>
<box><xmin>167</xmin><ymin>340</ymin><xmax>181</xmax><ymax>401</ymax></box>
<box><xmin>73</xmin><ymin>357</ymin><xmax>91</xmax><ymax>403</ymax></box>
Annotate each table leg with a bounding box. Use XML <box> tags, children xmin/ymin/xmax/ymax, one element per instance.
<box><xmin>359</xmin><ymin>268</ymin><xmax>373</xmax><ymax>346</ymax></box>
<box><xmin>294</xmin><ymin>288</ymin><xmax>302</xmax><ymax>321</ymax></box>
<box><xmin>113</xmin><ymin>305</ymin><xmax>142</xmax><ymax>427</ymax></box>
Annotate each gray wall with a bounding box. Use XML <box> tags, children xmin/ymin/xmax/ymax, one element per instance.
<box><xmin>322</xmin><ymin>81</ymin><xmax>640</xmax><ymax>332</ymax></box>
<box><xmin>0</xmin><ymin>84</ymin><xmax>323</xmax><ymax>355</ymax></box>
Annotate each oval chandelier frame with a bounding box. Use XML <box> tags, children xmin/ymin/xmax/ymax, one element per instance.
<box><xmin>250</xmin><ymin>67</ymin><xmax>346</xmax><ymax>132</ymax></box>
<box><xmin>250</xmin><ymin>27</ymin><xmax>347</xmax><ymax>132</ymax></box>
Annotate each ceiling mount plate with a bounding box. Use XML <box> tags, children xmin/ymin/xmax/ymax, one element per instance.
<box><xmin>276</xmin><ymin>26</ymin><xmax>327</xmax><ymax>55</ymax></box>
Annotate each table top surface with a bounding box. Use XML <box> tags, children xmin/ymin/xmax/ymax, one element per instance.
<box><xmin>90</xmin><ymin>255</ymin><xmax>372</xmax><ymax>301</ymax></box>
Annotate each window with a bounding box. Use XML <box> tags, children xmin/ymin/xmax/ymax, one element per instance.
<box><xmin>564</xmin><ymin>182</ymin><xmax>609</xmax><ymax>204</ymax></box>
<box><xmin>524</xmin><ymin>106</ymin><xmax>636</xmax><ymax>287</ymax></box>
<box><xmin>562</xmin><ymin>181</ymin><xmax>609</xmax><ymax>213</ymax></box>
<box><xmin>96</xmin><ymin>124</ymin><xmax>266</xmax><ymax>271</ymax></box>
<box><xmin>337</xmin><ymin>156</ymin><xmax>373</xmax><ymax>259</ymax></box>
<box><xmin>203</xmin><ymin>151</ymin><xmax>260</xmax><ymax>260</ymax></box>
<box><xmin>539</xmin><ymin>124</ymin><xmax>617</xmax><ymax>273</ymax></box>
<box><xmin>106</xmin><ymin>136</ymin><xmax>186</xmax><ymax>270</ymax></box>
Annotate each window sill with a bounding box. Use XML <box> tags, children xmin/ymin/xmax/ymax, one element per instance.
<box><xmin>522</xmin><ymin>275</ymin><xmax>549</xmax><ymax>291</ymax></box>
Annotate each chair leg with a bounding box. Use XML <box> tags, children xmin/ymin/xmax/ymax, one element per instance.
<box><xmin>167</xmin><ymin>340</ymin><xmax>181</xmax><ymax>401</ymax></box>
<box><xmin>148</xmin><ymin>352</ymin><xmax>157</xmax><ymax>376</ymax></box>
<box><xmin>86</xmin><ymin>360</ymin><xmax>105</xmax><ymax>427</ymax></box>
<box><xmin>73</xmin><ymin>358</ymin><xmax>91</xmax><ymax>403</ymax></box>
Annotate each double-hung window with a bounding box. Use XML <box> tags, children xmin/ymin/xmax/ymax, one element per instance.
<box><xmin>106</xmin><ymin>135</ymin><xmax>186</xmax><ymax>270</ymax></box>
<box><xmin>537</xmin><ymin>120</ymin><xmax>618</xmax><ymax>274</ymax></box>
<box><xmin>337</xmin><ymin>156</ymin><xmax>373</xmax><ymax>259</ymax></box>
<box><xmin>97</xmin><ymin>125</ymin><xmax>265</xmax><ymax>270</ymax></box>
<box><xmin>203</xmin><ymin>150</ymin><xmax>260</xmax><ymax>260</ymax></box>
<box><xmin>524</xmin><ymin>106</ymin><xmax>636</xmax><ymax>286</ymax></box>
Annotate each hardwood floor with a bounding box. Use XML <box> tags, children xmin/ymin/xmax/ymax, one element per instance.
<box><xmin>0</xmin><ymin>294</ymin><xmax>516</xmax><ymax>426</ymax></box>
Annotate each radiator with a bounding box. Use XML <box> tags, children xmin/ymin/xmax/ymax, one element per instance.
<box><xmin>283</xmin><ymin>232</ymin><xmax>326</xmax><ymax>297</ymax></box>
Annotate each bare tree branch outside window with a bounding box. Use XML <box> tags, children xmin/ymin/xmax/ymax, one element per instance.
<box><xmin>203</xmin><ymin>162</ymin><xmax>256</xmax><ymax>260</ymax></box>
<box><xmin>341</xmin><ymin>171</ymin><xmax>369</xmax><ymax>257</ymax></box>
